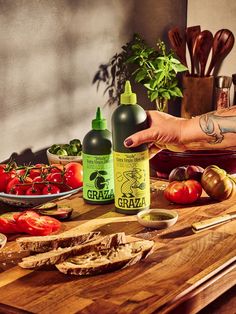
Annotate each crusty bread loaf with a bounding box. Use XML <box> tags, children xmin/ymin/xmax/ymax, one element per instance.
<box><xmin>56</xmin><ymin>240</ymin><xmax>154</xmax><ymax>276</ymax></box>
<box><xmin>18</xmin><ymin>233</ymin><xmax>126</xmax><ymax>269</ymax></box>
<box><xmin>17</xmin><ymin>231</ymin><xmax>100</xmax><ymax>253</ymax></box>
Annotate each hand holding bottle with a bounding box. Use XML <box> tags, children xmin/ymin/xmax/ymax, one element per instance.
<box><xmin>124</xmin><ymin>110</ymin><xmax>187</xmax><ymax>158</ymax></box>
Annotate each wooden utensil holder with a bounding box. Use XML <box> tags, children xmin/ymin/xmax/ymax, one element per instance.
<box><xmin>181</xmin><ymin>76</ymin><xmax>214</xmax><ymax>118</ymax></box>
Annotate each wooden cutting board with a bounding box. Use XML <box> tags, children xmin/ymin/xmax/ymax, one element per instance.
<box><xmin>0</xmin><ymin>180</ymin><xmax>236</xmax><ymax>314</ymax></box>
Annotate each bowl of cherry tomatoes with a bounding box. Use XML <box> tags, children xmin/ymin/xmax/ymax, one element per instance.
<box><xmin>0</xmin><ymin>161</ymin><xmax>83</xmax><ymax>207</ymax></box>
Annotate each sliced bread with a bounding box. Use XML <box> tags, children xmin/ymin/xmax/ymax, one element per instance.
<box><xmin>17</xmin><ymin>231</ymin><xmax>100</xmax><ymax>253</ymax></box>
<box><xmin>56</xmin><ymin>239</ymin><xmax>154</xmax><ymax>276</ymax></box>
<box><xmin>18</xmin><ymin>232</ymin><xmax>126</xmax><ymax>269</ymax></box>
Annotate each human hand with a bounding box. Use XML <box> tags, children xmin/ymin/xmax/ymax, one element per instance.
<box><xmin>124</xmin><ymin>111</ymin><xmax>187</xmax><ymax>158</ymax></box>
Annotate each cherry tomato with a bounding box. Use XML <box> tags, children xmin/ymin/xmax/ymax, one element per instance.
<box><xmin>32</xmin><ymin>176</ymin><xmax>45</xmax><ymax>190</ymax></box>
<box><xmin>42</xmin><ymin>184</ymin><xmax>61</xmax><ymax>195</ymax></box>
<box><xmin>0</xmin><ymin>164</ymin><xmax>7</xmax><ymax>174</ymax></box>
<box><xmin>46</xmin><ymin>172</ymin><xmax>64</xmax><ymax>184</ymax></box>
<box><xmin>0</xmin><ymin>212</ymin><xmax>22</xmax><ymax>234</ymax></box>
<box><xmin>6</xmin><ymin>177</ymin><xmax>32</xmax><ymax>194</ymax></box>
<box><xmin>64</xmin><ymin>162</ymin><xmax>83</xmax><ymax>189</ymax></box>
<box><xmin>25</xmin><ymin>185</ymin><xmax>42</xmax><ymax>195</ymax></box>
<box><xmin>49</xmin><ymin>164</ymin><xmax>64</xmax><ymax>173</ymax></box>
<box><xmin>0</xmin><ymin>170</ymin><xmax>15</xmax><ymax>193</ymax></box>
<box><xmin>164</xmin><ymin>179</ymin><xmax>202</xmax><ymax>204</ymax></box>
<box><xmin>28</xmin><ymin>168</ymin><xmax>42</xmax><ymax>180</ymax></box>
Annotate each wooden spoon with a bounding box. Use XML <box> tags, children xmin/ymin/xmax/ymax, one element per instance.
<box><xmin>206</xmin><ymin>29</ymin><xmax>235</xmax><ymax>76</ymax></box>
<box><xmin>168</xmin><ymin>27</ymin><xmax>188</xmax><ymax>69</ymax></box>
<box><xmin>186</xmin><ymin>25</ymin><xmax>201</xmax><ymax>75</ymax></box>
<box><xmin>193</xmin><ymin>30</ymin><xmax>213</xmax><ymax>77</ymax></box>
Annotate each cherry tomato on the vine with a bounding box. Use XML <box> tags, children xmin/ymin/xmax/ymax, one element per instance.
<box><xmin>42</xmin><ymin>184</ymin><xmax>61</xmax><ymax>195</ymax></box>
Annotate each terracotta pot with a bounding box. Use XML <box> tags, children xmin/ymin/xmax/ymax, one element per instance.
<box><xmin>150</xmin><ymin>149</ymin><xmax>236</xmax><ymax>179</ymax></box>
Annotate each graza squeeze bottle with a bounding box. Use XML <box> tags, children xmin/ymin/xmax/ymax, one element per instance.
<box><xmin>111</xmin><ymin>81</ymin><xmax>150</xmax><ymax>214</ymax></box>
<box><xmin>82</xmin><ymin>107</ymin><xmax>114</xmax><ymax>204</ymax></box>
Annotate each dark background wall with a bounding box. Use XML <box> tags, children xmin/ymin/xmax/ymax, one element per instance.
<box><xmin>0</xmin><ymin>0</ymin><xmax>187</xmax><ymax>161</ymax></box>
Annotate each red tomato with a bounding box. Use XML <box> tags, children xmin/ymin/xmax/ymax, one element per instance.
<box><xmin>42</xmin><ymin>184</ymin><xmax>61</xmax><ymax>195</ymax></box>
<box><xmin>28</xmin><ymin>168</ymin><xmax>41</xmax><ymax>180</ymax></box>
<box><xmin>16</xmin><ymin>211</ymin><xmax>40</xmax><ymax>233</ymax></box>
<box><xmin>0</xmin><ymin>212</ymin><xmax>22</xmax><ymax>234</ymax></box>
<box><xmin>46</xmin><ymin>172</ymin><xmax>64</xmax><ymax>184</ymax></box>
<box><xmin>64</xmin><ymin>162</ymin><xmax>83</xmax><ymax>189</ymax></box>
<box><xmin>16</xmin><ymin>211</ymin><xmax>61</xmax><ymax>236</ymax></box>
<box><xmin>6</xmin><ymin>177</ymin><xmax>32</xmax><ymax>194</ymax></box>
<box><xmin>16</xmin><ymin>168</ymin><xmax>27</xmax><ymax>177</ymax></box>
<box><xmin>0</xmin><ymin>164</ymin><xmax>7</xmax><ymax>174</ymax></box>
<box><xmin>0</xmin><ymin>170</ymin><xmax>15</xmax><ymax>193</ymax></box>
<box><xmin>49</xmin><ymin>164</ymin><xmax>64</xmax><ymax>173</ymax></box>
<box><xmin>32</xmin><ymin>176</ymin><xmax>45</xmax><ymax>190</ymax></box>
<box><xmin>25</xmin><ymin>185</ymin><xmax>42</xmax><ymax>195</ymax></box>
<box><xmin>164</xmin><ymin>180</ymin><xmax>202</xmax><ymax>204</ymax></box>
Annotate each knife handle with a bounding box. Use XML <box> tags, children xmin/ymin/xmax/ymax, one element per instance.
<box><xmin>192</xmin><ymin>214</ymin><xmax>232</xmax><ymax>232</ymax></box>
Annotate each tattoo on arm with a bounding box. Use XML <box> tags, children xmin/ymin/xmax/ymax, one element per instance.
<box><xmin>199</xmin><ymin>112</ymin><xmax>236</xmax><ymax>144</ymax></box>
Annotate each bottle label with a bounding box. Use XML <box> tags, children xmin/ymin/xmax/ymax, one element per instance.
<box><xmin>113</xmin><ymin>151</ymin><xmax>150</xmax><ymax>211</ymax></box>
<box><xmin>83</xmin><ymin>153</ymin><xmax>114</xmax><ymax>202</ymax></box>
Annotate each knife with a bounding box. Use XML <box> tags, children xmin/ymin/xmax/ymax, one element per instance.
<box><xmin>192</xmin><ymin>212</ymin><xmax>236</xmax><ymax>233</ymax></box>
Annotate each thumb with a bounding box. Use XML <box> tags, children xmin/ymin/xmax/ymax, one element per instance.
<box><xmin>124</xmin><ymin>129</ymin><xmax>156</xmax><ymax>148</ymax></box>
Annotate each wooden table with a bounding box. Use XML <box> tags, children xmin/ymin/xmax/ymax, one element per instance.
<box><xmin>0</xmin><ymin>179</ymin><xmax>236</xmax><ymax>314</ymax></box>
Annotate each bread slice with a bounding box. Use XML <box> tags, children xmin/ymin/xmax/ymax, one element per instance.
<box><xmin>18</xmin><ymin>233</ymin><xmax>126</xmax><ymax>269</ymax></box>
<box><xmin>17</xmin><ymin>231</ymin><xmax>100</xmax><ymax>253</ymax></box>
<box><xmin>56</xmin><ymin>239</ymin><xmax>154</xmax><ymax>276</ymax></box>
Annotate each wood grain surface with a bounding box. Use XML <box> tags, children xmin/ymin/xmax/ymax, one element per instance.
<box><xmin>0</xmin><ymin>179</ymin><xmax>236</xmax><ymax>314</ymax></box>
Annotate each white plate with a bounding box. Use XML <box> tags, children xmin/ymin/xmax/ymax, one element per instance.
<box><xmin>0</xmin><ymin>187</ymin><xmax>82</xmax><ymax>208</ymax></box>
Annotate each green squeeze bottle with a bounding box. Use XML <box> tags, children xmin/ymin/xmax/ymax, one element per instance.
<box><xmin>111</xmin><ymin>81</ymin><xmax>150</xmax><ymax>214</ymax></box>
<box><xmin>82</xmin><ymin>107</ymin><xmax>114</xmax><ymax>204</ymax></box>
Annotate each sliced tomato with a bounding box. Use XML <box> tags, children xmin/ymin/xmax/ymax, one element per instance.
<box><xmin>16</xmin><ymin>211</ymin><xmax>61</xmax><ymax>236</ymax></box>
<box><xmin>0</xmin><ymin>212</ymin><xmax>22</xmax><ymax>234</ymax></box>
<box><xmin>16</xmin><ymin>211</ymin><xmax>40</xmax><ymax>233</ymax></box>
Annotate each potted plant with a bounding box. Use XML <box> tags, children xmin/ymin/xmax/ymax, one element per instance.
<box><xmin>93</xmin><ymin>34</ymin><xmax>187</xmax><ymax>112</ymax></box>
<box><xmin>126</xmin><ymin>34</ymin><xmax>188</xmax><ymax>111</ymax></box>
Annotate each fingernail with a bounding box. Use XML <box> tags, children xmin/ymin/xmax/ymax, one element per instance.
<box><xmin>124</xmin><ymin>138</ymin><xmax>133</xmax><ymax>147</ymax></box>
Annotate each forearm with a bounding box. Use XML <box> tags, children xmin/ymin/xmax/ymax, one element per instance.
<box><xmin>181</xmin><ymin>106</ymin><xmax>236</xmax><ymax>150</ymax></box>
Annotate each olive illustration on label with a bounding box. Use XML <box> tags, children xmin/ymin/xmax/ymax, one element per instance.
<box><xmin>90</xmin><ymin>170</ymin><xmax>109</xmax><ymax>190</ymax></box>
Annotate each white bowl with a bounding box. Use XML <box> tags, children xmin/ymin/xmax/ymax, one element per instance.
<box><xmin>47</xmin><ymin>149</ymin><xmax>82</xmax><ymax>166</ymax></box>
<box><xmin>0</xmin><ymin>187</ymin><xmax>82</xmax><ymax>208</ymax></box>
<box><xmin>137</xmin><ymin>209</ymin><xmax>178</xmax><ymax>229</ymax></box>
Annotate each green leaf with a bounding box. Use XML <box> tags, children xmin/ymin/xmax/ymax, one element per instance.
<box><xmin>150</xmin><ymin>91</ymin><xmax>159</xmax><ymax>101</ymax></box>
<box><xmin>144</xmin><ymin>83</ymin><xmax>154</xmax><ymax>91</ymax></box>
<box><xmin>135</xmin><ymin>69</ymin><xmax>147</xmax><ymax>82</ymax></box>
